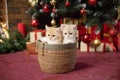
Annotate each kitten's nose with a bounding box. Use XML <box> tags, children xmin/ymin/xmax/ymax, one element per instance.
<box><xmin>67</xmin><ymin>35</ymin><xmax>70</xmax><ymax>38</ymax></box>
<box><xmin>50</xmin><ymin>37</ymin><xmax>52</xmax><ymax>40</ymax></box>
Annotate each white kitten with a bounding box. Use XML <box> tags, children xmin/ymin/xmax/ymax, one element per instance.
<box><xmin>60</xmin><ymin>24</ymin><xmax>77</xmax><ymax>44</ymax></box>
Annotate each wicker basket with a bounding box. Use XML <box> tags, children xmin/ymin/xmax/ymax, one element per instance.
<box><xmin>37</xmin><ymin>41</ymin><xmax>77</xmax><ymax>73</ymax></box>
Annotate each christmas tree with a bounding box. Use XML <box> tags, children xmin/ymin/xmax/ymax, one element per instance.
<box><xmin>28</xmin><ymin>0</ymin><xmax>120</xmax><ymax>30</ymax></box>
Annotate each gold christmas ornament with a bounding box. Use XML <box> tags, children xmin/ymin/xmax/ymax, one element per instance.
<box><xmin>31</xmin><ymin>1</ymin><xmax>36</xmax><ymax>7</ymax></box>
<box><xmin>28</xmin><ymin>0</ymin><xmax>38</xmax><ymax>4</ymax></box>
<box><xmin>92</xmin><ymin>38</ymin><xmax>101</xmax><ymax>47</ymax></box>
<box><xmin>90</xmin><ymin>38</ymin><xmax>101</xmax><ymax>47</ymax></box>
<box><xmin>51</xmin><ymin>18</ymin><xmax>56</xmax><ymax>25</ymax></box>
<box><xmin>50</xmin><ymin>0</ymin><xmax>56</xmax><ymax>6</ymax></box>
<box><xmin>28</xmin><ymin>0</ymin><xmax>33</xmax><ymax>3</ymax></box>
<box><xmin>0</xmin><ymin>39</ymin><xmax>3</xmax><ymax>43</ymax></box>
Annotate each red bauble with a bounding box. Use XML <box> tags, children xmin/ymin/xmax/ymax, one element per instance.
<box><xmin>52</xmin><ymin>8</ymin><xmax>56</xmax><ymax>12</ymax></box>
<box><xmin>65</xmin><ymin>1</ymin><xmax>70</xmax><ymax>7</ymax></box>
<box><xmin>80</xmin><ymin>8</ymin><xmax>86</xmax><ymax>15</ymax></box>
<box><xmin>109</xmin><ymin>29</ymin><xmax>118</xmax><ymax>37</ymax></box>
<box><xmin>43</xmin><ymin>4</ymin><xmax>49</xmax><ymax>12</ymax></box>
<box><xmin>31</xmin><ymin>19</ymin><xmax>39</xmax><ymax>27</ymax></box>
<box><xmin>88</xmin><ymin>0</ymin><xmax>97</xmax><ymax>6</ymax></box>
<box><xmin>81</xmin><ymin>33</ymin><xmax>92</xmax><ymax>44</ymax></box>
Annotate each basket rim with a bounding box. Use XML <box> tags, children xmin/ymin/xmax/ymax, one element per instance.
<box><xmin>37</xmin><ymin>41</ymin><xmax>77</xmax><ymax>51</ymax></box>
<box><xmin>37</xmin><ymin>40</ymin><xmax>76</xmax><ymax>46</ymax></box>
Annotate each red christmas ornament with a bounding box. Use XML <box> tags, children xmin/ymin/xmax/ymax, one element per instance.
<box><xmin>31</xmin><ymin>19</ymin><xmax>39</xmax><ymax>28</ymax></box>
<box><xmin>88</xmin><ymin>0</ymin><xmax>97</xmax><ymax>6</ymax></box>
<box><xmin>43</xmin><ymin>4</ymin><xmax>49</xmax><ymax>12</ymax></box>
<box><xmin>80</xmin><ymin>8</ymin><xmax>86</xmax><ymax>15</ymax></box>
<box><xmin>81</xmin><ymin>33</ymin><xmax>92</xmax><ymax>44</ymax></box>
<box><xmin>109</xmin><ymin>29</ymin><xmax>118</xmax><ymax>37</ymax></box>
<box><xmin>52</xmin><ymin>8</ymin><xmax>56</xmax><ymax>12</ymax></box>
<box><xmin>65</xmin><ymin>1</ymin><xmax>70</xmax><ymax>7</ymax></box>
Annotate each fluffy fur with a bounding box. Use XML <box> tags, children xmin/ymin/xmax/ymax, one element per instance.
<box><xmin>39</xmin><ymin>25</ymin><xmax>63</xmax><ymax>44</ymax></box>
<box><xmin>60</xmin><ymin>24</ymin><xmax>77</xmax><ymax>44</ymax></box>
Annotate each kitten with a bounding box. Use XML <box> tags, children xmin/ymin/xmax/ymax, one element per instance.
<box><xmin>39</xmin><ymin>25</ymin><xmax>63</xmax><ymax>44</ymax></box>
<box><xmin>60</xmin><ymin>24</ymin><xmax>77</xmax><ymax>44</ymax></box>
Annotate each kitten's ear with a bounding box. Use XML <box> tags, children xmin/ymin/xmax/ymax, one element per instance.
<box><xmin>60</xmin><ymin>24</ymin><xmax>65</xmax><ymax>30</ymax></box>
<box><xmin>73</xmin><ymin>24</ymin><xmax>77</xmax><ymax>30</ymax></box>
<box><xmin>45</xmin><ymin>25</ymin><xmax>48</xmax><ymax>30</ymax></box>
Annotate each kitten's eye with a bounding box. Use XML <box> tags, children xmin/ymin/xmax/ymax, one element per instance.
<box><xmin>48</xmin><ymin>34</ymin><xmax>50</xmax><ymax>36</ymax></box>
<box><xmin>52</xmin><ymin>35</ymin><xmax>55</xmax><ymax>37</ymax></box>
<box><xmin>64</xmin><ymin>33</ymin><xmax>67</xmax><ymax>35</ymax></box>
<box><xmin>69</xmin><ymin>33</ymin><xmax>72</xmax><ymax>35</ymax></box>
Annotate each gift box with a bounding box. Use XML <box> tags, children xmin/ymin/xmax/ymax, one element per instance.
<box><xmin>102</xmin><ymin>23</ymin><xmax>112</xmax><ymax>43</ymax></box>
<box><xmin>77</xmin><ymin>25</ymin><xmax>102</xmax><ymax>40</ymax></box>
<box><xmin>88</xmin><ymin>25</ymin><xmax>101</xmax><ymax>40</ymax></box>
<box><xmin>77</xmin><ymin>25</ymin><xmax>101</xmax><ymax>49</ymax></box>
<box><xmin>30</xmin><ymin>30</ymin><xmax>46</xmax><ymax>43</ymax></box>
<box><xmin>27</xmin><ymin>30</ymin><xmax>46</xmax><ymax>55</ymax></box>
<box><xmin>118</xmin><ymin>34</ymin><xmax>120</xmax><ymax>50</ymax></box>
<box><xmin>77</xmin><ymin>24</ymin><xmax>86</xmax><ymax>41</ymax></box>
<box><xmin>26</xmin><ymin>42</ymin><xmax>37</xmax><ymax>55</ymax></box>
<box><xmin>80</xmin><ymin>41</ymin><xmax>115</xmax><ymax>52</ymax></box>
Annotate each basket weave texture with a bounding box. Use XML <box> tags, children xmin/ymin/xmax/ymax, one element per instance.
<box><xmin>37</xmin><ymin>41</ymin><xmax>77</xmax><ymax>73</ymax></box>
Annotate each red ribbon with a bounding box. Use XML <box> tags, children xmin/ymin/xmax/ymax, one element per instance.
<box><xmin>87</xmin><ymin>44</ymin><xmax>89</xmax><ymax>52</ymax></box>
<box><xmin>118</xmin><ymin>34</ymin><xmax>120</xmax><ymax>49</ymax></box>
<box><xmin>34</xmin><ymin>32</ymin><xmax>37</xmax><ymax>41</ymax></box>
<box><xmin>103</xmin><ymin>43</ymin><xmax>106</xmax><ymax>52</ymax></box>
<box><xmin>33</xmin><ymin>30</ymin><xmax>46</xmax><ymax>41</ymax></box>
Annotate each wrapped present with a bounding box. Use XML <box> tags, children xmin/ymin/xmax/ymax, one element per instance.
<box><xmin>80</xmin><ymin>41</ymin><xmax>115</xmax><ymax>52</ymax></box>
<box><xmin>30</xmin><ymin>30</ymin><xmax>46</xmax><ymax>43</ymax></box>
<box><xmin>113</xmin><ymin>20</ymin><xmax>120</xmax><ymax>51</ymax></box>
<box><xmin>102</xmin><ymin>33</ymin><xmax>112</xmax><ymax>43</ymax></box>
<box><xmin>80</xmin><ymin>41</ymin><xmax>95</xmax><ymax>52</ymax></box>
<box><xmin>77</xmin><ymin>24</ymin><xmax>86</xmax><ymax>41</ymax></box>
<box><xmin>88</xmin><ymin>25</ymin><xmax>101</xmax><ymax>40</ymax></box>
<box><xmin>112</xmin><ymin>36</ymin><xmax>118</xmax><ymax>51</ymax></box>
<box><xmin>102</xmin><ymin>23</ymin><xmax>113</xmax><ymax>43</ymax></box>
<box><xmin>26</xmin><ymin>42</ymin><xmax>37</xmax><ymax>55</ymax></box>
<box><xmin>102</xmin><ymin>23</ymin><xmax>120</xmax><ymax>51</ymax></box>
<box><xmin>77</xmin><ymin>25</ymin><xmax>101</xmax><ymax>49</ymax></box>
<box><xmin>77</xmin><ymin>25</ymin><xmax>102</xmax><ymax>41</ymax></box>
<box><xmin>118</xmin><ymin>33</ymin><xmax>120</xmax><ymax>50</ymax></box>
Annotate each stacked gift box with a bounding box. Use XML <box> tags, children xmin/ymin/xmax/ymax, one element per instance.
<box><xmin>77</xmin><ymin>23</ymin><xmax>119</xmax><ymax>52</ymax></box>
<box><xmin>118</xmin><ymin>34</ymin><xmax>120</xmax><ymax>50</ymax></box>
<box><xmin>26</xmin><ymin>30</ymin><xmax>46</xmax><ymax>55</ymax></box>
<box><xmin>29</xmin><ymin>30</ymin><xmax>46</xmax><ymax>43</ymax></box>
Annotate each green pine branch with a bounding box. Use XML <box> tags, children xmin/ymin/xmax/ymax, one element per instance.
<box><xmin>27</xmin><ymin>0</ymin><xmax>120</xmax><ymax>29</ymax></box>
<box><xmin>0</xmin><ymin>30</ymin><xmax>26</xmax><ymax>54</ymax></box>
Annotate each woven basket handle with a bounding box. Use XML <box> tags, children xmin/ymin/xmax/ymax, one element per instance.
<box><xmin>41</xmin><ymin>41</ymin><xmax>47</xmax><ymax>56</ymax></box>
